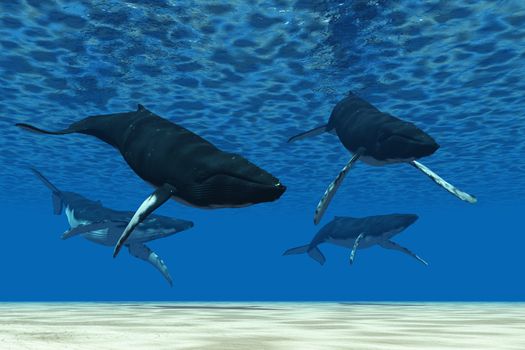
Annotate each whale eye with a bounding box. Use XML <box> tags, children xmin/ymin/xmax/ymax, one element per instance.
<box><xmin>377</xmin><ymin>127</ymin><xmax>391</xmax><ymax>143</ymax></box>
<box><xmin>195</xmin><ymin>170</ymin><xmax>208</xmax><ymax>182</ymax></box>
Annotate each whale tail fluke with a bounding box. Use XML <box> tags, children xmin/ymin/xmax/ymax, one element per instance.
<box><xmin>31</xmin><ymin>167</ymin><xmax>63</xmax><ymax>215</ymax></box>
<box><xmin>283</xmin><ymin>244</ymin><xmax>326</xmax><ymax>265</ymax></box>
<box><xmin>15</xmin><ymin>123</ymin><xmax>77</xmax><ymax>135</ymax></box>
<box><xmin>287</xmin><ymin>124</ymin><xmax>328</xmax><ymax>143</ymax></box>
<box><xmin>283</xmin><ymin>244</ymin><xmax>309</xmax><ymax>255</ymax></box>
<box><xmin>16</xmin><ymin>114</ymin><xmax>133</xmax><ymax>149</ymax></box>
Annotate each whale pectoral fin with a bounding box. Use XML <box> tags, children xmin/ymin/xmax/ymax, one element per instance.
<box><xmin>128</xmin><ymin>243</ymin><xmax>173</xmax><ymax>286</ymax></box>
<box><xmin>61</xmin><ymin>221</ymin><xmax>112</xmax><ymax>240</ymax></box>
<box><xmin>314</xmin><ymin>151</ymin><xmax>362</xmax><ymax>225</ymax></box>
<box><xmin>410</xmin><ymin>160</ymin><xmax>477</xmax><ymax>204</ymax></box>
<box><xmin>287</xmin><ymin>124</ymin><xmax>328</xmax><ymax>143</ymax></box>
<box><xmin>379</xmin><ymin>240</ymin><xmax>428</xmax><ymax>266</ymax></box>
<box><xmin>113</xmin><ymin>184</ymin><xmax>177</xmax><ymax>258</ymax></box>
<box><xmin>349</xmin><ymin>232</ymin><xmax>365</xmax><ymax>265</ymax></box>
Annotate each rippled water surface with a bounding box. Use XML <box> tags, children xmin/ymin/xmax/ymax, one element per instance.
<box><xmin>1</xmin><ymin>0</ymin><xmax>524</xmax><ymax>209</ymax></box>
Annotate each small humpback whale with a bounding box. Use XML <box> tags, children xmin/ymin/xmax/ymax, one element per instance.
<box><xmin>32</xmin><ymin>167</ymin><xmax>194</xmax><ymax>286</ymax></box>
<box><xmin>288</xmin><ymin>92</ymin><xmax>476</xmax><ymax>224</ymax></box>
<box><xmin>16</xmin><ymin>105</ymin><xmax>286</xmax><ymax>257</ymax></box>
<box><xmin>283</xmin><ymin>214</ymin><xmax>427</xmax><ymax>266</ymax></box>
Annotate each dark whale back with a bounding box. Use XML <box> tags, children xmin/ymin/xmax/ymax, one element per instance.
<box><xmin>327</xmin><ymin>94</ymin><xmax>389</xmax><ymax>153</ymax></box>
<box><xmin>327</xmin><ymin>93</ymin><xmax>439</xmax><ymax>160</ymax></box>
<box><xmin>65</xmin><ymin>106</ymin><xmax>219</xmax><ymax>186</ymax></box>
<box><xmin>19</xmin><ymin>105</ymin><xmax>285</xmax><ymax>207</ymax></box>
<box><xmin>66</xmin><ymin>106</ymin><xmax>150</xmax><ymax>149</ymax></box>
<box><xmin>312</xmin><ymin>214</ymin><xmax>418</xmax><ymax>244</ymax></box>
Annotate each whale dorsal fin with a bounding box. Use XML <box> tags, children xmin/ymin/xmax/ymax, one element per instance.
<box><xmin>137</xmin><ymin>104</ymin><xmax>146</xmax><ymax>111</ymax></box>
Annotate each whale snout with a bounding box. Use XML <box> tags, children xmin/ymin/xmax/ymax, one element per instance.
<box><xmin>269</xmin><ymin>181</ymin><xmax>286</xmax><ymax>201</ymax></box>
<box><xmin>411</xmin><ymin>132</ymin><xmax>439</xmax><ymax>158</ymax></box>
<box><xmin>404</xmin><ymin>214</ymin><xmax>419</xmax><ymax>226</ymax></box>
<box><xmin>377</xmin><ymin>122</ymin><xmax>440</xmax><ymax>161</ymax></box>
<box><xmin>237</xmin><ymin>176</ymin><xmax>286</xmax><ymax>204</ymax></box>
<box><xmin>181</xmin><ymin>220</ymin><xmax>194</xmax><ymax>230</ymax></box>
<box><xmin>274</xmin><ymin>181</ymin><xmax>286</xmax><ymax>194</ymax></box>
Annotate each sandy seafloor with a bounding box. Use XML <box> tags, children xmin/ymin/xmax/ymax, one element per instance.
<box><xmin>0</xmin><ymin>303</ymin><xmax>524</xmax><ymax>349</ymax></box>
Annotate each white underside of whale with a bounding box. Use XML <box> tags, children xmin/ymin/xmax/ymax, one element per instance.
<box><xmin>171</xmin><ymin>195</ymin><xmax>253</xmax><ymax>209</ymax></box>
<box><xmin>359</xmin><ymin>155</ymin><xmax>416</xmax><ymax>166</ymax></box>
<box><xmin>327</xmin><ymin>228</ymin><xmax>403</xmax><ymax>249</ymax></box>
<box><xmin>64</xmin><ymin>206</ymin><xmax>108</xmax><ymax>238</ymax></box>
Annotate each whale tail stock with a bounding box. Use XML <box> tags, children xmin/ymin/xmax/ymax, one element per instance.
<box><xmin>15</xmin><ymin>104</ymin><xmax>151</xmax><ymax>147</ymax></box>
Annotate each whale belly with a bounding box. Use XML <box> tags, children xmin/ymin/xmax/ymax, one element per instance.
<box><xmin>171</xmin><ymin>195</ymin><xmax>253</xmax><ymax>209</ymax></box>
<box><xmin>328</xmin><ymin>236</ymin><xmax>380</xmax><ymax>249</ymax></box>
<box><xmin>360</xmin><ymin>155</ymin><xmax>415</xmax><ymax>166</ymax></box>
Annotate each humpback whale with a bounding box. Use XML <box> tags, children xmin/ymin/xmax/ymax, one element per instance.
<box><xmin>283</xmin><ymin>214</ymin><xmax>427</xmax><ymax>266</ymax></box>
<box><xmin>288</xmin><ymin>92</ymin><xmax>476</xmax><ymax>224</ymax></box>
<box><xmin>16</xmin><ymin>105</ymin><xmax>286</xmax><ymax>257</ymax></box>
<box><xmin>32</xmin><ymin>167</ymin><xmax>194</xmax><ymax>286</ymax></box>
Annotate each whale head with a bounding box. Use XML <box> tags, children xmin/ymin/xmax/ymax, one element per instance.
<box><xmin>187</xmin><ymin>152</ymin><xmax>286</xmax><ymax>208</ymax></box>
<box><xmin>378</xmin><ymin>213</ymin><xmax>419</xmax><ymax>240</ymax></box>
<box><xmin>375</xmin><ymin>120</ymin><xmax>439</xmax><ymax>161</ymax></box>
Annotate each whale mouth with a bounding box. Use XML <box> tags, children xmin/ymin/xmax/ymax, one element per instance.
<box><xmin>191</xmin><ymin>172</ymin><xmax>286</xmax><ymax>207</ymax></box>
<box><xmin>382</xmin><ymin>133</ymin><xmax>434</xmax><ymax>146</ymax></box>
<box><xmin>202</xmin><ymin>171</ymin><xmax>283</xmax><ymax>190</ymax></box>
<box><xmin>378</xmin><ymin>132</ymin><xmax>439</xmax><ymax>159</ymax></box>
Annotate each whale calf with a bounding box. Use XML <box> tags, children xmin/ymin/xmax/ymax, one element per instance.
<box><xmin>32</xmin><ymin>167</ymin><xmax>194</xmax><ymax>286</ymax></box>
<box><xmin>16</xmin><ymin>105</ymin><xmax>286</xmax><ymax>257</ymax></box>
<box><xmin>283</xmin><ymin>214</ymin><xmax>427</xmax><ymax>266</ymax></box>
<box><xmin>288</xmin><ymin>92</ymin><xmax>476</xmax><ymax>224</ymax></box>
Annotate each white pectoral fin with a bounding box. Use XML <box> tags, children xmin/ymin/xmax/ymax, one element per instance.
<box><xmin>380</xmin><ymin>240</ymin><xmax>428</xmax><ymax>266</ymax></box>
<box><xmin>113</xmin><ymin>184</ymin><xmax>176</xmax><ymax>258</ymax></box>
<box><xmin>62</xmin><ymin>221</ymin><xmax>110</xmax><ymax>240</ymax></box>
<box><xmin>128</xmin><ymin>243</ymin><xmax>173</xmax><ymax>286</ymax></box>
<box><xmin>349</xmin><ymin>232</ymin><xmax>365</xmax><ymax>265</ymax></box>
<box><xmin>314</xmin><ymin>151</ymin><xmax>362</xmax><ymax>225</ymax></box>
<box><xmin>411</xmin><ymin>160</ymin><xmax>477</xmax><ymax>204</ymax></box>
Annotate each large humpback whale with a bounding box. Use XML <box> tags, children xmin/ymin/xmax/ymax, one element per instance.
<box><xmin>283</xmin><ymin>214</ymin><xmax>427</xmax><ymax>266</ymax></box>
<box><xmin>32</xmin><ymin>167</ymin><xmax>194</xmax><ymax>286</ymax></box>
<box><xmin>16</xmin><ymin>105</ymin><xmax>286</xmax><ymax>257</ymax></box>
<box><xmin>288</xmin><ymin>92</ymin><xmax>476</xmax><ymax>224</ymax></box>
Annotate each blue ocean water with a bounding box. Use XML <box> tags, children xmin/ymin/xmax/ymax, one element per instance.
<box><xmin>0</xmin><ymin>0</ymin><xmax>523</xmax><ymax>301</ymax></box>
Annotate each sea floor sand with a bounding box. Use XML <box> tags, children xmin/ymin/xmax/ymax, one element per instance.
<box><xmin>0</xmin><ymin>302</ymin><xmax>524</xmax><ymax>349</ymax></box>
